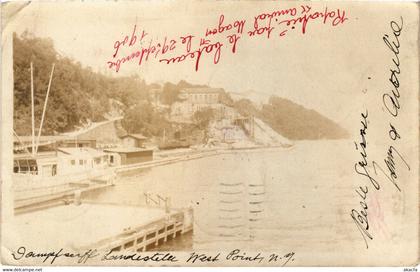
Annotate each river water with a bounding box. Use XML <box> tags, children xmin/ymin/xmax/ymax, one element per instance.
<box><xmin>82</xmin><ymin>140</ymin><xmax>380</xmax><ymax>259</ymax></box>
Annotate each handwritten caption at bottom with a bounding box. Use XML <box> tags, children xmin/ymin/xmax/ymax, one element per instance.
<box><xmin>11</xmin><ymin>246</ymin><xmax>295</xmax><ymax>266</ymax></box>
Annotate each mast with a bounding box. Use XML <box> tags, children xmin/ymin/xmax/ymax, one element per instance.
<box><xmin>35</xmin><ymin>63</ymin><xmax>55</xmax><ymax>153</ymax></box>
<box><xmin>30</xmin><ymin>62</ymin><xmax>35</xmax><ymax>156</ymax></box>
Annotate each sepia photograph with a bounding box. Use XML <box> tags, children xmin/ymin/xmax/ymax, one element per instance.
<box><xmin>1</xmin><ymin>0</ymin><xmax>419</xmax><ymax>269</ymax></box>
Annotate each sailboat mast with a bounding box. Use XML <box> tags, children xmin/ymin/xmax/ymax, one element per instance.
<box><xmin>35</xmin><ymin>63</ymin><xmax>55</xmax><ymax>153</ymax></box>
<box><xmin>30</xmin><ymin>62</ymin><xmax>35</xmax><ymax>156</ymax></box>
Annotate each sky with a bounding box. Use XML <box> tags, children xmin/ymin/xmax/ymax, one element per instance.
<box><xmin>3</xmin><ymin>1</ymin><xmax>419</xmax><ymax>130</ymax></box>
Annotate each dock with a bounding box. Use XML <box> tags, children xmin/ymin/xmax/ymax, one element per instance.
<box><xmin>86</xmin><ymin>205</ymin><xmax>193</xmax><ymax>252</ymax></box>
<box><xmin>13</xmin><ymin>170</ymin><xmax>116</xmax><ymax>214</ymax></box>
<box><xmin>11</xmin><ymin>202</ymin><xmax>193</xmax><ymax>251</ymax></box>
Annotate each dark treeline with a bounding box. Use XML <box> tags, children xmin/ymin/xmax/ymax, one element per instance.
<box><xmin>234</xmin><ymin>96</ymin><xmax>349</xmax><ymax>140</ymax></box>
<box><xmin>14</xmin><ymin>32</ymin><xmax>139</xmax><ymax>135</ymax></box>
<box><xmin>13</xmin><ymin>32</ymin><xmax>202</xmax><ymax>136</ymax></box>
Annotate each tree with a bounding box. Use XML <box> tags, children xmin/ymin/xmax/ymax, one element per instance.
<box><xmin>161</xmin><ymin>80</ymin><xmax>209</xmax><ymax>105</ymax></box>
<box><xmin>161</xmin><ymin>82</ymin><xmax>181</xmax><ymax>105</ymax></box>
<box><xmin>233</xmin><ymin>98</ymin><xmax>259</xmax><ymax>117</ymax></box>
<box><xmin>259</xmin><ymin>96</ymin><xmax>349</xmax><ymax>140</ymax></box>
<box><xmin>219</xmin><ymin>90</ymin><xmax>234</xmax><ymax>106</ymax></box>
<box><xmin>192</xmin><ymin>108</ymin><xmax>215</xmax><ymax>129</ymax></box>
<box><xmin>13</xmin><ymin>33</ymin><xmax>152</xmax><ymax>134</ymax></box>
<box><xmin>121</xmin><ymin>102</ymin><xmax>170</xmax><ymax>137</ymax></box>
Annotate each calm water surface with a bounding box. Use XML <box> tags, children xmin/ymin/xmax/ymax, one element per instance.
<box><xmin>83</xmin><ymin>140</ymin><xmax>364</xmax><ymax>255</ymax></box>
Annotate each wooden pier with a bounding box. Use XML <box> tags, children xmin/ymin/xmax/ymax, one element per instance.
<box><xmin>14</xmin><ymin>175</ymin><xmax>115</xmax><ymax>214</ymax></box>
<box><xmin>13</xmin><ymin>202</ymin><xmax>194</xmax><ymax>252</ymax></box>
<box><xmin>85</xmin><ymin>207</ymin><xmax>193</xmax><ymax>252</ymax></box>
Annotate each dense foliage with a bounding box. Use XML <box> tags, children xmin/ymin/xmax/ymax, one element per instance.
<box><xmin>13</xmin><ymin>33</ymin><xmax>347</xmax><ymax>141</ymax></box>
<box><xmin>233</xmin><ymin>96</ymin><xmax>349</xmax><ymax>140</ymax></box>
<box><xmin>121</xmin><ymin>102</ymin><xmax>170</xmax><ymax>137</ymax></box>
<box><xmin>160</xmin><ymin>81</ymin><xmax>208</xmax><ymax>105</ymax></box>
<box><xmin>192</xmin><ymin>108</ymin><xmax>215</xmax><ymax>130</ymax></box>
<box><xmin>13</xmin><ymin>33</ymin><xmax>191</xmax><ymax>136</ymax></box>
<box><xmin>14</xmin><ymin>32</ymin><xmax>112</xmax><ymax>134</ymax></box>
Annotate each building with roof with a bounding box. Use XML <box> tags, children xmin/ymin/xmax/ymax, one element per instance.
<box><xmin>14</xmin><ymin>117</ymin><xmax>154</xmax><ymax>156</ymax></box>
<box><xmin>13</xmin><ymin>118</ymin><xmax>154</xmax><ymax>176</ymax></box>
<box><xmin>104</xmin><ymin>147</ymin><xmax>153</xmax><ymax>166</ymax></box>
<box><xmin>179</xmin><ymin>87</ymin><xmax>223</xmax><ymax>104</ymax></box>
<box><xmin>60</xmin><ymin>118</ymin><xmax>152</xmax><ymax>149</ymax></box>
<box><xmin>171</xmin><ymin>88</ymin><xmax>235</xmax><ymax>123</ymax></box>
<box><xmin>120</xmin><ymin>134</ymin><xmax>147</xmax><ymax>148</ymax></box>
<box><xmin>62</xmin><ymin>117</ymin><xmax>126</xmax><ymax>148</ymax></box>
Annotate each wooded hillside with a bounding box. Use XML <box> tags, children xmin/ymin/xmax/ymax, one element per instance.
<box><xmin>13</xmin><ymin>33</ymin><xmax>348</xmax><ymax>140</ymax></box>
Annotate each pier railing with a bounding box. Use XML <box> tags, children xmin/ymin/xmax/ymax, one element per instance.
<box><xmin>144</xmin><ymin>193</ymin><xmax>171</xmax><ymax>213</ymax></box>
<box><xmin>85</xmin><ymin>207</ymin><xmax>193</xmax><ymax>252</ymax></box>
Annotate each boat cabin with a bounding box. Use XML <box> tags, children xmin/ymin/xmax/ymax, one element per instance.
<box><xmin>13</xmin><ymin>152</ymin><xmax>58</xmax><ymax>177</ymax></box>
<box><xmin>56</xmin><ymin>147</ymin><xmax>109</xmax><ymax>175</ymax></box>
<box><xmin>13</xmin><ymin>147</ymin><xmax>109</xmax><ymax>178</ymax></box>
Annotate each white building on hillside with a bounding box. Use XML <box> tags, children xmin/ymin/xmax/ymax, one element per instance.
<box><xmin>171</xmin><ymin>88</ymin><xmax>235</xmax><ymax>122</ymax></box>
<box><xmin>179</xmin><ymin>88</ymin><xmax>222</xmax><ymax>104</ymax></box>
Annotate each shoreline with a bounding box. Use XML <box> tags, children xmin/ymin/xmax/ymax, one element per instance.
<box><xmin>13</xmin><ymin>144</ymin><xmax>293</xmax><ymax>213</ymax></box>
<box><xmin>116</xmin><ymin>144</ymin><xmax>294</xmax><ymax>174</ymax></box>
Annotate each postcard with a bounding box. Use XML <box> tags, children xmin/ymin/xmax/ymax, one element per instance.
<box><xmin>1</xmin><ymin>0</ymin><xmax>419</xmax><ymax>267</ymax></box>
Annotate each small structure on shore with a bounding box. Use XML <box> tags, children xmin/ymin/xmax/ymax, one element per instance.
<box><xmin>104</xmin><ymin>147</ymin><xmax>153</xmax><ymax>166</ymax></box>
<box><xmin>62</xmin><ymin>117</ymin><xmax>126</xmax><ymax>148</ymax></box>
<box><xmin>120</xmin><ymin>133</ymin><xmax>147</xmax><ymax>148</ymax></box>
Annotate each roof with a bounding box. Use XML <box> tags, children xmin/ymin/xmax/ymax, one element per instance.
<box><xmin>103</xmin><ymin>147</ymin><xmax>153</xmax><ymax>154</ymax></box>
<box><xmin>13</xmin><ymin>136</ymin><xmax>96</xmax><ymax>151</ymax></box>
<box><xmin>180</xmin><ymin>88</ymin><xmax>223</xmax><ymax>94</ymax></box>
<box><xmin>61</xmin><ymin>116</ymin><xmax>124</xmax><ymax>137</ymax></box>
<box><xmin>120</xmin><ymin>133</ymin><xmax>147</xmax><ymax>140</ymax></box>
<box><xmin>13</xmin><ymin>135</ymin><xmax>70</xmax><ymax>143</ymax></box>
<box><xmin>14</xmin><ymin>135</ymin><xmax>96</xmax><ymax>144</ymax></box>
<box><xmin>14</xmin><ymin>151</ymin><xmax>58</xmax><ymax>160</ymax></box>
<box><xmin>57</xmin><ymin>147</ymin><xmax>107</xmax><ymax>158</ymax></box>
